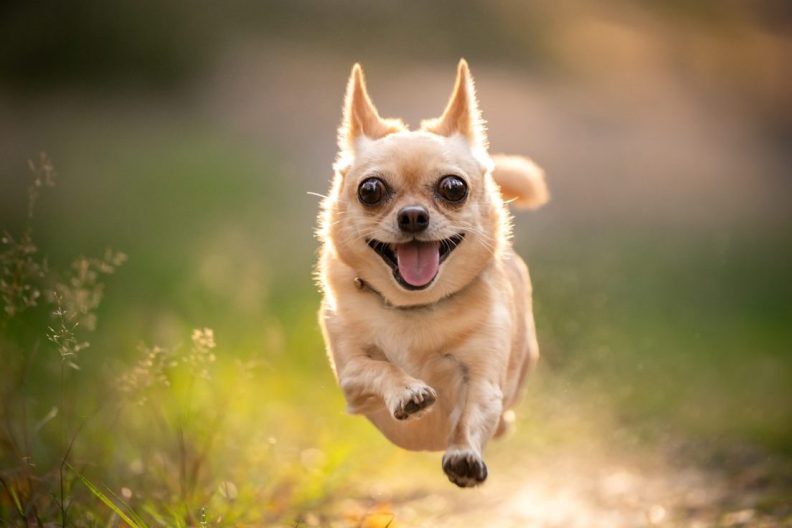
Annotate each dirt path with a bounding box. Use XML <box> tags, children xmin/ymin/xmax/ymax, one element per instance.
<box><xmin>319</xmin><ymin>440</ymin><xmax>791</xmax><ymax>527</ymax></box>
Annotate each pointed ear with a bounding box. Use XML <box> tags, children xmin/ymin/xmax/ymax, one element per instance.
<box><xmin>423</xmin><ymin>59</ymin><xmax>487</xmax><ymax>149</ymax></box>
<box><xmin>338</xmin><ymin>64</ymin><xmax>403</xmax><ymax>152</ymax></box>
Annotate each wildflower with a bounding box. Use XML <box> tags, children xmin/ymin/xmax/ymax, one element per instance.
<box><xmin>0</xmin><ymin>231</ymin><xmax>46</xmax><ymax>317</ymax></box>
<box><xmin>184</xmin><ymin>328</ymin><xmax>217</xmax><ymax>380</ymax></box>
<box><xmin>27</xmin><ymin>152</ymin><xmax>56</xmax><ymax>220</ymax></box>
<box><xmin>119</xmin><ymin>344</ymin><xmax>173</xmax><ymax>403</ymax></box>
<box><xmin>47</xmin><ymin>298</ymin><xmax>90</xmax><ymax>369</ymax></box>
<box><xmin>50</xmin><ymin>250</ymin><xmax>127</xmax><ymax>332</ymax></box>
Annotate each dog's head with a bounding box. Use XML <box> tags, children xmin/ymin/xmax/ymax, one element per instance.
<box><xmin>321</xmin><ymin>60</ymin><xmax>509</xmax><ymax>307</ymax></box>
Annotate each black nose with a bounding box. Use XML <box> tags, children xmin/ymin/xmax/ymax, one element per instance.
<box><xmin>397</xmin><ymin>205</ymin><xmax>430</xmax><ymax>233</ymax></box>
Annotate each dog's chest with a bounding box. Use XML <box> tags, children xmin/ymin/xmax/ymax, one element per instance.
<box><xmin>363</xmin><ymin>302</ymin><xmax>485</xmax><ymax>374</ymax></box>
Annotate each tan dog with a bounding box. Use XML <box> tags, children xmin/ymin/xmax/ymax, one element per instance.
<box><xmin>317</xmin><ymin>60</ymin><xmax>548</xmax><ymax>487</ymax></box>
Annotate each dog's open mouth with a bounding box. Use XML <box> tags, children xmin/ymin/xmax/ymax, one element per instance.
<box><xmin>367</xmin><ymin>234</ymin><xmax>465</xmax><ymax>290</ymax></box>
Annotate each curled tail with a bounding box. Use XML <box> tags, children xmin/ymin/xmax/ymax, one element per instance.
<box><xmin>491</xmin><ymin>154</ymin><xmax>549</xmax><ymax>210</ymax></box>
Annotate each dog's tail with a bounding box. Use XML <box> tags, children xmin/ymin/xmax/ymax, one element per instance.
<box><xmin>491</xmin><ymin>154</ymin><xmax>549</xmax><ymax>210</ymax></box>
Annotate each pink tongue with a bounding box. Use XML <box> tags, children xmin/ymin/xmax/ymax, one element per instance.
<box><xmin>396</xmin><ymin>241</ymin><xmax>440</xmax><ymax>287</ymax></box>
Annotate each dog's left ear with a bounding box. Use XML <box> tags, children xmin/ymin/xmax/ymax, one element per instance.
<box><xmin>423</xmin><ymin>59</ymin><xmax>487</xmax><ymax>150</ymax></box>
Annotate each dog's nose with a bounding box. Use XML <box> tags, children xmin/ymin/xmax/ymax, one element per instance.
<box><xmin>397</xmin><ymin>205</ymin><xmax>430</xmax><ymax>233</ymax></box>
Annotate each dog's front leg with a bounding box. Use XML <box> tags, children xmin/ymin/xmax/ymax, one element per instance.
<box><xmin>442</xmin><ymin>358</ymin><xmax>504</xmax><ymax>488</ymax></box>
<box><xmin>336</xmin><ymin>347</ymin><xmax>437</xmax><ymax>420</ymax></box>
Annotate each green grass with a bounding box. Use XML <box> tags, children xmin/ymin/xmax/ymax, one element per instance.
<box><xmin>526</xmin><ymin>226</ymin><xmax>792</xmax><ymax>451</ymax></box>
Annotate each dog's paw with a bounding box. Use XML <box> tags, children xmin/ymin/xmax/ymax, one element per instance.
<box><xmin>391</xmin><ymin>383</ymin><xmax>437</xmax><ymax>421</ymax></box>
<box><xmin>442</xmin><ymin>449</ymin><xmax>488</xmax><ymax>488</ymax></box>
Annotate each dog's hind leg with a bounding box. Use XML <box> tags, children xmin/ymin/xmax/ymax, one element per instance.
<box><xmin>493</xmin><ymin>409</ymin><xmax>516</xmax><ymax>438</ymax></box>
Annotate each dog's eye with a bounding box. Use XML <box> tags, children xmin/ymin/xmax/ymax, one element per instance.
<box><xmin>437</xmin><ymin>175</ymin><xmax>468</xmax><ymax>203</ymax></box>
<box><xmin>358</xmin><ymin>177</ymin><xmax>387</xmax><ymax>205</ymax></box>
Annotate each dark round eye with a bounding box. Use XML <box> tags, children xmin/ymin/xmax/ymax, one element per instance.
<box><xmin>437</xmin><ymin>175</ymin><xmax>468</xmax><ymax>203</ymax></box>
<box><xmin>358</xmin><ymin>177</ymin><xmax>387</xmax><ymax>205</ymax></box>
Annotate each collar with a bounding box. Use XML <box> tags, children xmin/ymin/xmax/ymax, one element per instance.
<box><xmin>353</xmin><ymin>276</ymin><xmax>469</xmax><ymax>311</ymax></box>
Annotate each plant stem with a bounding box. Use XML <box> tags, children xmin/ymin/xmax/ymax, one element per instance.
<box><xmin>59</xmin><ymin>360</ymin><xmax>67</xmax><ymax>528</ymax></box>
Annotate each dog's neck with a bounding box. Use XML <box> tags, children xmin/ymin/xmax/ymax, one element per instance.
<box><xmin>353</xmin><ymin>275</ymin><xmax>477</xmax><ymax>311</ymax></box>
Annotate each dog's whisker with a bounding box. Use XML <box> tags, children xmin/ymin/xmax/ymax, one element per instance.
<box><xmin>456</xmin><ymin>225</ymin><xmax>497</xmax><ymax>257</ymax></box>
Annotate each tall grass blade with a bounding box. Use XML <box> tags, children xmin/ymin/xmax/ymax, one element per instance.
<box><xmin>0</xmin><ymin>477</ymin><xmax>24</xmax><ymax>518</ymax></box>
<box><xmin>67</xmin><ymin>464</ymin><xmax>146</xmax><ymax>528</ymax></box>
<box><xmin>141</xmin><ymin>503</ymin><xmax>169</xmax><ymax>527</ymax></box>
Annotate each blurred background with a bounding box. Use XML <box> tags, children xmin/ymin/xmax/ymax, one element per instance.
<box><xmin>1</xmin><ymin>1</ymin><xmax>790</xmax><ymax>526</ymax></box>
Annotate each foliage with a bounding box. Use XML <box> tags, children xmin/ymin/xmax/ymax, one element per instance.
<box><xmin>0</xmin><ymin>155</ymin><xmax>391</xmax><ymax>527</ymax></box>
<box><xmin>0</xmin><ymin>154</ymin><xmax>128</xmax><ymax>525</ymax></box>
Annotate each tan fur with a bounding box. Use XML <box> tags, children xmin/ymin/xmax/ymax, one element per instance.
<box><xmin>317</xmin><ymin>60</ymin><xmax>546</xmax><ymax>487</ymax></box>
<box><xmin>338</xmin><ymin>64</ymin><xmax>407</xmax><ymax>153</ymax></box>
<box><xmin>491</xmin><ymin>154</ymin><xmax>550</xmax><ymax>210</ymax></box>
<box><xmin>421</xmin><ymin>60</ymin><xmax>487</xmax><ymax>149</ymax></box>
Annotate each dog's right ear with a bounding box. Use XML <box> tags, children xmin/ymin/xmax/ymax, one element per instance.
<box><xmin>338</xmin><ymin>64</ymin><xmax>404</xmax><ymax>154</ymax></box>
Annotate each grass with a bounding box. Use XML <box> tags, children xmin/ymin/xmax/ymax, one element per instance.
<box><xmin>527</xmin><ymin>226</ymin><xmax>792</xmax><ymax>449</ymax></box>
<box><xmin>1</xmin><ymin>112</ymin><xmax>790</xmax><ymax>525</ymax></box>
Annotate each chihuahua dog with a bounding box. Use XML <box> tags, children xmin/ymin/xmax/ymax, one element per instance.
<box><xmin>316</xmin><ymin>60</ymin><xmax>548</xmax><ymax>487</ymax></box>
